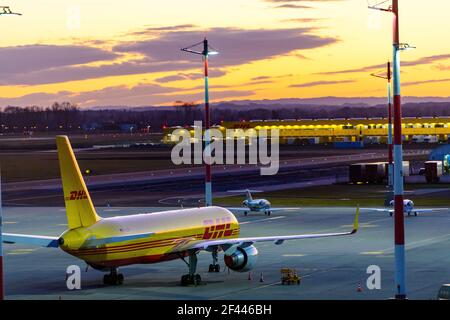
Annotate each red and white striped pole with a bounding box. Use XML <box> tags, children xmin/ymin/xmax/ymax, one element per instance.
<box><xmin>0</xmin><ymin>167</ymin><xmax>4</xmax><ymax>300</ymax></box>
<box><xmin>0</xmin><ymin>6</ymin><xmax>21</xmax><ymax>300</ymax></box>
<box><xmin>392</xmin><ymin>0</ymin><xmax>407</xmax><ymax>299</ymax></box>
<box><xmin>387</xmin><ymin>61</ymin><xmax>394</xmax><ymax>188</ymax></box>
<box><xmin>203</xmin><ymin>39</ymin><xmax>212</xmax><ymax>207</ymax></box>
<box><xmin>181</xmin><ymin>38</ymin><xmax>217</xmax><ymax>207</ymax></box>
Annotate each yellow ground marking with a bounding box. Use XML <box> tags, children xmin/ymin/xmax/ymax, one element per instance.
<box><xmin>360</xmin><ymin>251</ymin><xmax>384</xmax><ymax>255</ymax></box>
<box><xmin>6</xmin><ymin>248</ymin><xmax>37</xmax><ymax>255</ymax></box>
<box><xmin>360</xmin><ymin>233</ymin><xmax>450</xmax><ymax>257</ymax></box>
<box><xmin>341</xmin><ymin>223</ymin><xmax>378</xmax><ymax>229</ymax></box>
<box><xmin>381</xmin><ymin>233</ymin><xmax>450</xmax><ymax>254</ymax></box>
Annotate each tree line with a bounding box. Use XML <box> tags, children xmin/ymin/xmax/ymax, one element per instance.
<box><xmin>1</xmin><ymin>101</ymin><xmax>450</xmax><ymax>133</ymax></box>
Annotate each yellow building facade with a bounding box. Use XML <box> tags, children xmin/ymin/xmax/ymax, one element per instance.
<box><xmin>162</xmin><ymin>117</ymin><xmax>450</xmax><ymax>144</ymax></box>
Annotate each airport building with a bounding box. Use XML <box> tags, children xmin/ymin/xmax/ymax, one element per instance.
<box><xmin>163</xmin><ymin>116</ymin><xmax>450</xmax><ymax>145</ymax></box>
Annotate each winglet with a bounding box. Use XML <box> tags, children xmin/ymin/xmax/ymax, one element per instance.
<box><xmin>351</xmin><ymin>205</ymin><xmax>360</xmax><ymax>234</ymax></box>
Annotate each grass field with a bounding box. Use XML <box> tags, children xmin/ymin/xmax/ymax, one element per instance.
<box><xmin>0</xmin><ymin>133</ymin><xmax>180</xmax><ymax>182</ymax></box>
<box><xmin>0</xmin><ymin>151</ymin><xmax>189</xmax><ymax>182</ymax></box>
<box><xmin>0</xmin><ymin>133</ymin><xmax>433</xmax><ymax>184</ymax></box>
<box><xmin>0</xmin><ymin>133</ymin><xmax>163</xmax><ymax>151</ymax></box>
<box><xmin>214</xmin><ymin>183</ymin><xmax>450</xmax><ymax>207</ymax></box>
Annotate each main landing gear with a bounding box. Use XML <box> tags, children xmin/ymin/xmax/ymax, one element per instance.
<box><xmin>208</xmin><ymin>248</ymin><xmax>220</xmax><ymax>273</ymax></box>
<box><xmin>180</xmin><ymin>251</ymin><xmax>202</xmax><ymax>286</ymax></box>
<box><xmin>103</xmin><ymin>268</ymin><xmax>124</xmax><ymax>285</ymax></box>
<box><xmin>265</xmin><ymin>210</ymin><xmax>271</xmax><ymax>216</ymax></box>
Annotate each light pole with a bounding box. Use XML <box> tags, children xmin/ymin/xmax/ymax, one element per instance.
<box><xmin>368</xmin><ymin>0</ymin><xmax>415</xmax><ymax>299</ymax></box>
<box><xmin>181</xmin><ymin>38</ymin><xmax>218</xmax><ymax>207</ymax></box>
<box><xmin>0</xmin><ymin>5</ymin><xmax>21</xmax><ymax>301</ymax></box>
<box><xmin>371</xmin><ymin>62</ymin><xmax>394</xmax><ymax>190</ymax></box>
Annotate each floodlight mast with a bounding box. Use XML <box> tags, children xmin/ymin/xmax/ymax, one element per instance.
<box><xmin>0</xmin><ymin>5</ymin><xmax>21</xmax><ymax>301</ymax></box>
<box><xmin>387</xmin><ymin>62</ymin><xmax>393</xmax><ymax>189</ymax></box>
<box><xmin>370</xmin><ymin>62</ymin><xmax>394</xmax><ymax>189</ymax></box>
<box><xmin>181</xmin><ymin>38</ymin><xmax>218</xmax><ymax>207</ymax></box>
<box><xmin>369</xmin><ymin>0</ymin><xmax>411</xmax><ymax>300</ymax></box>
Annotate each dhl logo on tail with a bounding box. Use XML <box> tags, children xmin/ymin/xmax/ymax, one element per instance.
<box><xmin>66</xmin><ymin>190</ymin><xmax>88</xmax><ymax>201</ymax></box>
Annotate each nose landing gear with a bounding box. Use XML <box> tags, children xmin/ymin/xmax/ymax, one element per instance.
<box><xmin>208</xmin><ymin>248</ymin><xmax>220</xmax><ymax>272</ymax></box>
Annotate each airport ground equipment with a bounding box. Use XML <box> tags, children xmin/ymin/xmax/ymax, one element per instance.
<box><xmin>281</xmin><ymin>268</ymin><xmax>301</xmax><ymax>285</ymax></box>
<box><xmin>437</xmin><ymin>284</ymin><xmax>450</xmax><ymax>300</ymax></box>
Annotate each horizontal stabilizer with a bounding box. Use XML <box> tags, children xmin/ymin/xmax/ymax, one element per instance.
<box><xmin>2</xmin><ymin>233</ymin><xmax>60</xmax><ymax>248</ymax></box>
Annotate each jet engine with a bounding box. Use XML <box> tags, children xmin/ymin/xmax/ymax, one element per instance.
<box><xmin>224</xmin><ymin>245</ymin><xmax>258</xmax><ymax>272</ymax></box>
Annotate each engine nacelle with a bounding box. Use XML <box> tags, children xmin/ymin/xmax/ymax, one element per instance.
<box><xmin>224</xmin><ymin>245</ymin><xmax>258</xmax><ymax>272</ymax></box>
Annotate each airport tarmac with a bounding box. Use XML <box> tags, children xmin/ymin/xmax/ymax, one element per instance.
<box><xmin>3</xmin><ymin>206</ymin><xmax>450</xmax><ymax>300</ymax></box>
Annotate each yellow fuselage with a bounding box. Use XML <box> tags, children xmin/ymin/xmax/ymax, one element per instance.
<box><xmin>59</xmin><ymin>206</ymin><xmax>239</xmax><ymax>268</ymax></box>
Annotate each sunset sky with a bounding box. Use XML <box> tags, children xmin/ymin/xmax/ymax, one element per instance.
<box><xmin>0</xmin><ymin>0</ymin><xmax>449</xmax><ymax>107</ymax></box>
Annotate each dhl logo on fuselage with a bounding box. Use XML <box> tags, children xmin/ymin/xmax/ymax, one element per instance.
<box><xmin>202</xmin><ymin>223</ymin><xmax>234</xmax><ymax>239</ymax></box>
<box><xmin>66</xmin><ymin>190</ymin><xmax>88</xmax><ymax>201</ymax></box>
<box><xmin>202</xmin><ymin>217</ymin><xmax>237</xmax><ymax>240</ymax></box>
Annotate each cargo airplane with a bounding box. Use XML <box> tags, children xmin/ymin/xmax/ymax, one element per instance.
<box><xmin>2</xmin><ymin>136</ymin><xmax>359</xmax><ymax>286</ymax></box>
<box><xmin>363</xmin><ymin>199</ymin><xmax>448</xmax><ymax>217</ymax></box>
<box><xmin>227</xmin><ymin>189</ymin><xmax>300</xmax><ymax>216</ymax></box>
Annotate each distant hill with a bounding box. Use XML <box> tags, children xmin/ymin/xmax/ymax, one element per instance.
<box><xmin>88</xmin><ymin>96</ymin><xmax>450</xmax><ymax>111</ymax></box>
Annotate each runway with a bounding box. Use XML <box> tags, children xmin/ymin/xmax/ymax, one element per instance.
<box><xmin>3</xmin><ymin>206</ymin><xmax>450</xmax><ymax>300</ymax></box>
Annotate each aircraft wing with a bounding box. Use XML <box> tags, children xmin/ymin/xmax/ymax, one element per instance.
<box><xmin>414</xmin><ymin>208</ymin><xmax>448</xmax><ymax>213</ymax></box>
<box><xmin>2</xmin><ymin>232</ymin><xmax>155</xmax><ymax>249</ymax></box>
<box><xmin>185</xmin><ymin>207</ymin><xmax>359</xmax><ymax>251</ymax></box>
<box><xmin>361</xmin><ymin>207</ymin><xmax>449</xmax><ymax>214</ymax></box>
<box><xmin>2</xmin><ymin>233</ymin><xmax>60</xmax><ymax>248</ymax></box>
<box><xmin>226</xmin><ymin>207</ymin><xmax>252</xmax><ymax>212</ymax></box>
<box><xmin>360</xmin><ymin>207</ymin><xmax>393</xmax><ymax>213</ymax></box>
<box><xmin>226</xmin><ymin>207</ymin><xmax>301</xmax><ymax>212</ymax></box>
<box><xmin>269</xmin><ymin>207</ymin><xmax>301</xmax><ymax>212</ymax></box>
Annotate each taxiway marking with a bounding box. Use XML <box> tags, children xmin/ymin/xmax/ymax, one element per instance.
<box><xmin>240</xmin><ymin>216</ymin><xmax>286</xmax><ymax>225</ymax></box>
<box><xmin>371</xmin><ymin>233</ymin><xmax>450</xmax><ymax>255</ymax></box>
<box><xmin>282</xmin><ymin>254</ymin><xmax>306</xmax><ymax>257</ymax></box>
